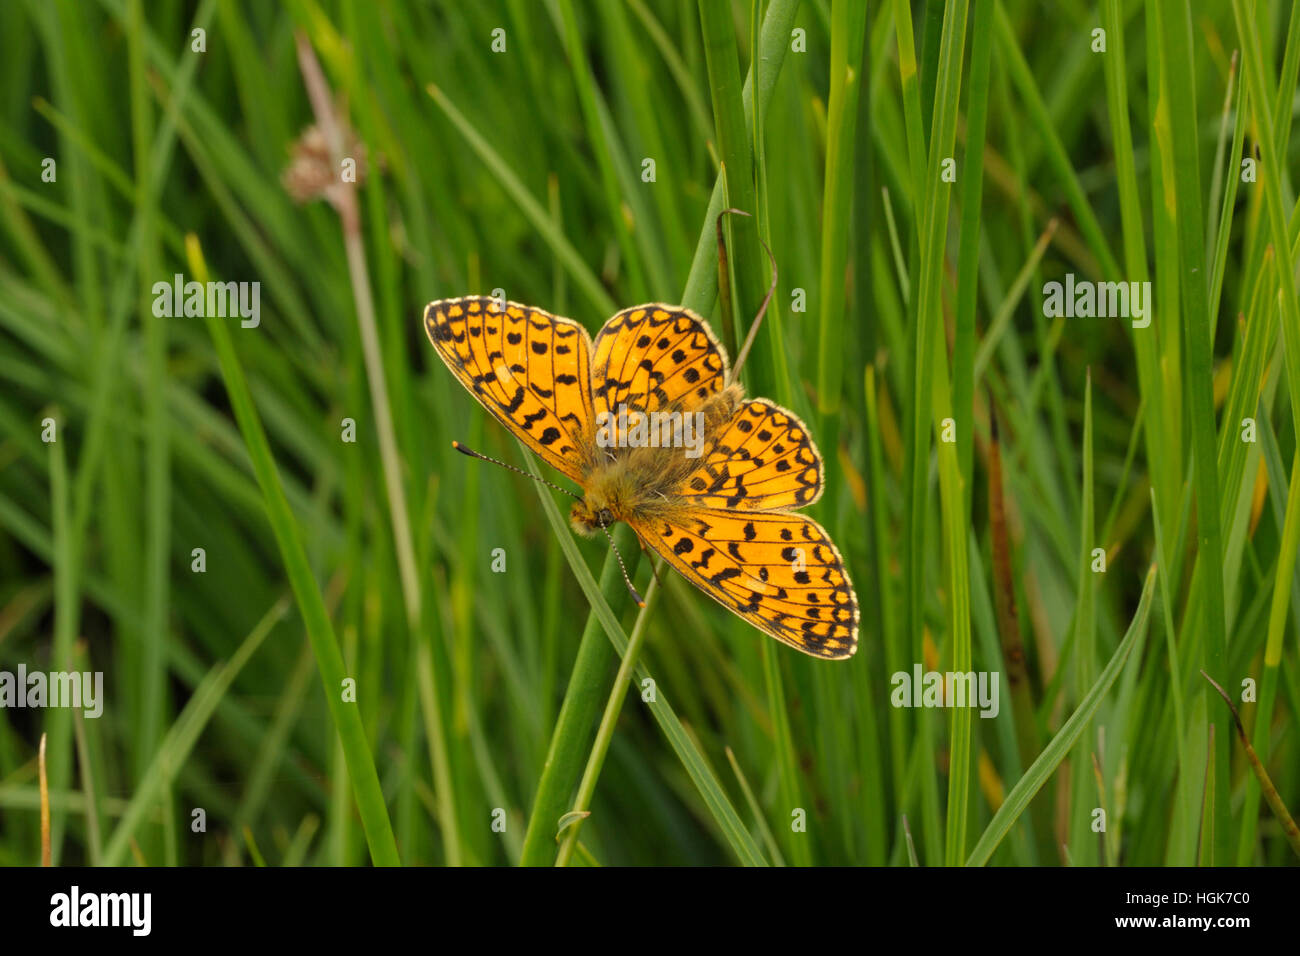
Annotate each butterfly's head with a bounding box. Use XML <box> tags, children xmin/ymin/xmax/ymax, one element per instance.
<box><xmin>569</xmin><ymin>497</ymin><xmax>616</xmax><ymax>537</ymax></box>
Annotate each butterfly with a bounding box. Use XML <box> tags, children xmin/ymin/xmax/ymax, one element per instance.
<box><xmin>423</xmin><ymin>296</ymin><xmax>858</xmax><ymax>660</ymax></box>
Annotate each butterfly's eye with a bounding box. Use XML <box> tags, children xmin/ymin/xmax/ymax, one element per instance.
<box><xmin>597</xmin><ymin>508</ymin><xmax>614</xmax><ymax>527</ymax></box>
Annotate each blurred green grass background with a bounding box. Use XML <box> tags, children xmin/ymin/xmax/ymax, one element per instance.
<box><xmin>1</xmin><ymin>0</ymin><xmax>1299</xmax><ymax>866</ymax></box>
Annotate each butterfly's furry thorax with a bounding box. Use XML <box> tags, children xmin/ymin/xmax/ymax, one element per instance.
<box><xmin>570</xmin><ymin>384</ymin><xmax>744</xmax><ymax>536</ymax></box>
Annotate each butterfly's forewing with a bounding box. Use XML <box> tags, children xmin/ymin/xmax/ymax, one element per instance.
<box><xmin>630</xmin><ymin>508</ymin><xmax>858</xmax><ymax>659</ymax></box>
<box><xmin>676</xmin><ymin>399</ymin><xmax>822</xmax><ymax>511</ymax></box>
<box><xmin>590</xmin><ymin>305</ymin><xmax>729</xmax><ymax>418</ymax></box>
<box><xmin>424</xmin><ymin>296</ymin><xmax>594</xmax><ymax>482</ymax></box>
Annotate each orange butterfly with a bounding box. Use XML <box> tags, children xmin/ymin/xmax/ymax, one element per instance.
<box><xmin>424</xmin><ymin>296</ymin><xmax>858</xmax><ymax>660</ymax></box>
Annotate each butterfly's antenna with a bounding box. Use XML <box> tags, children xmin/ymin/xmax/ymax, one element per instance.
<box><xmin>599</xmin><ymin>520</ymin><xmax>646</xmax><ymax>608</ymax></box>
<box><xmin>451</xmin><ymin>441</ymin><xmax>581</xmax><ymax>501</ymax></box>
<box><xmin>716</xmin><ymin>207</ymin><xmax>779</xmax><ymax>383</ymax></box>
<box><xmin>454</xmin><ymin>442</ymin><xmax>642</xmax><ymax>606</ymax></box>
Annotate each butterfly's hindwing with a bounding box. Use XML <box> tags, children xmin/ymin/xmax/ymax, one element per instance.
<box><xmin>591</xmin><ymin>305</ymin><xmax>729</xmax><ymax>420</ymax></box>
<box><xmin>677</xmin><ymin>399</ymin><xmax>822</xmax><ymax>511</ymax></box>
<box><xmin>631</xmin><ymin>509</ymin><xmax>858</xmax><ymax>659</ymax></box>
<box><xmin>424</xmin><ymin>296</ymin><xmax>593</xmax><ymax>481</ymax></box>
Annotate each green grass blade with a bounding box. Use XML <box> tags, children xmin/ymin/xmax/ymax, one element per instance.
<box><xmin>187</xmin><ymin>236</ymin><xmax>401</xmax><ymax>867</ymax></box>
<box><xmin>967</xmin><ymin>565</ymin><xmax>1158</xmax><ymax>866</ymax></box>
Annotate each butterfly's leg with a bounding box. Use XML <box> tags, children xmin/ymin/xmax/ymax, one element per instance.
<box><xmin>635</xmin><ymin>532</ymin><xmax>668</xmax><ymax>589</ymax></box>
